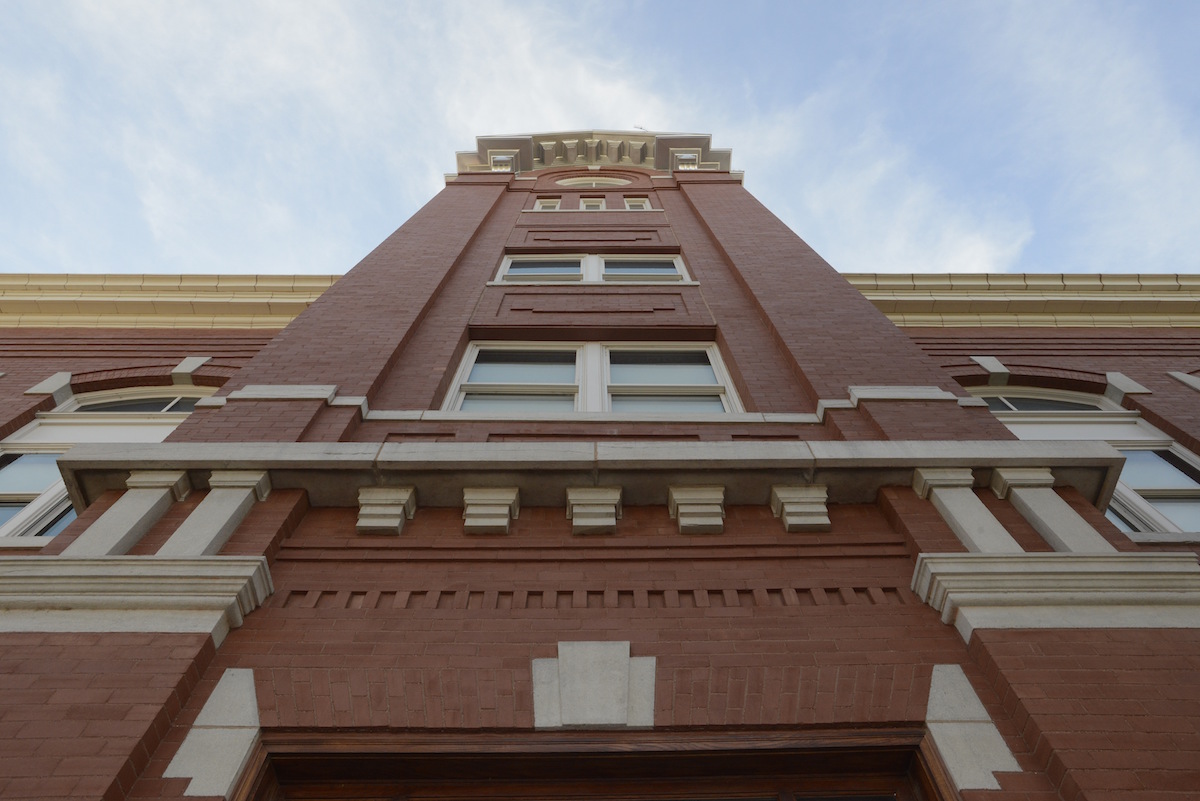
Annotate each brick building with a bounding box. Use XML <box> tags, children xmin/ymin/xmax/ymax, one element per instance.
<box><xmin>1</xmin><ymin>131</ymin><xmax>1199</xmax><ymax>801</ymax></box>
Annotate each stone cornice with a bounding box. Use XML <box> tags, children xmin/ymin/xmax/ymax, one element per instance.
<box><xmin>0</xmin><ymin>556</ymin><xmax>273</xmax><ymax>643</ymax></box>
<box><xmin>57</xmin><ymin>439</ymin><xmax>1123</xmax><ymax>511</ymax></box>
<box><xmin>847</xmin><ymin>273</ymin><xmax>1200</xmax><ymax>327</ymax></box>
<box><xmin>455</xmin><ymin>131</ymin><xmax>734</xmax><ymax>175</ymax></box>
<box><xmin>0</xmin><ymin>274</ymin><xmax>336</xmax><ymax>328</ymax></box>
<box><xmin>912</xmin><ymin>552</ymin><xmax>1200</xmax><ymax>640</ymax></box>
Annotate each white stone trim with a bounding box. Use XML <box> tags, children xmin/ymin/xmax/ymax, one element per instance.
<box><xmin>991</xmin><ymin>468</ymin><xmax>1115</xmax><ymax>553</ymax></box>
<box><xmin>158</xmin><ymin>472</ymin><xmax>271</xmax><ymax>557</ymax></box>
<box><xmin>970</xmin><ymin>356</ymin><xmax>1010</xmax><ymax>386</ymax></box>
<box><xmin>62</xmin><ymin>470</ymin><xmax>191</xmax><ymax>557</ymax></box>
<box><xmin>668</xmin><ymin>485</ymin><xmax>725</xmax><ymax>535</ymax></box>
<box><xmin>1168</xmin><ymin>371</ymin><xmax>1200</xmax><ymax>394</ymax></box>
<box><xmin>913</xmin><ymin>468</ymin><xmax>1022</xmax><ymax>554</ymax></box>
<box><xmin>172</xmin><ymin>356</ymin><xmax>212</xmax><ymax>385</ymax></box>
<box><xmin>24</xmin><ymin>372</ymin><xmax>73</xmax><ymax>405</ymax></box>
<box><xmin>0</xmin><ymin>556</ymin><xmax>272</xmax><ymax>645</ymax></box>
<box><xmin>566</xmin><ymin>487</ymin><xmax>622</xmax><ymax>535</ymax></box>
<box><xmin>769</xmin><ymin>485</ymin><xmax>830</xmax><ymax>532</ymax></box>
<box><xmin>532</xmin><ymin>641</ymin><xmax>655</xmax><ymax>729</ymax></box>
<box><xmin>463</xmin><ymin>487</ymin><xmax>519</xmax><ymax>535</ymax></box>
<box><xmin>356</xmin><ymin>486</ymin><xmax>417</xmax><ymax>536</ymax></box>
<box><xmin>1105</xmin><ymin>371</ymin><xmax>1151</xmax><ymax>403</ymax></box>
<box><xmin>927</xmin><ymin>664</ymin><xmax>1020</xmax><ymax>790</ymax></box>
<box><xmin>226</xmin><ymin>384</ymin><xmax>338</xmax><ymax>402</ymax></box>
<box><xmin>164</xmin><ymin>668</ymin><xmax>260</xmax><ymax>798</ymax></box>
<box><xmin>912</xmin><ymin>552</ymin><xmax>1200</xmax><ymax>641</ymax></box>
<box><xmin>848</xmin><ymin>385</ymin><xmax>960</xmax><ymax>404</ymax></box>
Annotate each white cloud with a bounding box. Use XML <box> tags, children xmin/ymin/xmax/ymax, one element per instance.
<box><xmin>715</xmin><ymin>81</ymin><xmax>1033</xmax><ymax>274</ymax></box>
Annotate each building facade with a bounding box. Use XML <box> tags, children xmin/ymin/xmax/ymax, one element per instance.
<box><xmin>1</xmin><ymin>131</ymin><xmax>1198</xmax><ymax>801</ymax></box>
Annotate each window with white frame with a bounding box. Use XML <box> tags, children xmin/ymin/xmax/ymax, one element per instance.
<box><xmin>496</xmin><ymin>254</ymin><xmax>689</xmax><ymax>283</ymax></box>
<box><xmin>445</xmin><ymin>343</ymin><xmax>740</xmax><ymax>414</ymax></box>
<box><xmin>0</xmin><ymin>386</ymin><xmax>212</xmax><ymax>544</ymax></box>
<box><xmin>624</xmin><ymin>197</ymin><xmax>651</xmax><ymax>211</ymax></box>
<box><xmin>580</xmin><ymin>197</ymin><xmax>606</xmax><ymax>211</ymax></box>
<box><xmin>973</xmin><ymin>385</ymin><xmax>1200</xmax><ymax>541</ymax></box>
<box><xmin>534</xmin><ymin>198</ymin><xmax>561</xmax><ymax>211</ymax></box>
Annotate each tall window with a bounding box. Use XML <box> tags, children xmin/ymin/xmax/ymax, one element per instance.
<box><xmin>446</xmin><ymin>343</ymin><xmax>740</xmax><ymax>414</ymax></box>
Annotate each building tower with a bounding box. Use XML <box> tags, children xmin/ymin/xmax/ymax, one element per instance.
<box><xmin>2</xmin><ymin>131</ymin><xmax>1199</xmax><ymax>801</ymax></box>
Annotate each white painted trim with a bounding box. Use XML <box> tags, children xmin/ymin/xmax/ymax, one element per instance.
<box><xmin>926</xmin><ymin>664</ymin><xmax>1020</xmax><ymax>790</ymax></box>
<box><xmin>164</xmin><ymin>668</ymin><xmax>260</xmax><ymax>798</ymax></box>
<box><xmin>226</xmin><ymin>384</ymin><xmax>338</xmax><ymax>402</ymax></box>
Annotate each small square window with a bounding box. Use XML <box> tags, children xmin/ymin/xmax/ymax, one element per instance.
<box><xmin>624</xmin><ymin>197</ymin><xmax>651</xmax><ymax>211</ymax></box>
<box><xmin>534</xmin><ymin>198</ymin><xmax>561</xmax><ymax>211</ymax></box>
<box><xmin>580</xmin><ymin>197</ymin><xmax>605</xmax><ymax>211</ymax></box>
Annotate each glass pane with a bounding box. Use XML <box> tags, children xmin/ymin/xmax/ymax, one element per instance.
<box><xmin>38</xmin><ymin>507</ymin><xmax>77</xmax><ymax>537</ymax></box>
<box><xmin>468</xmin><ymin>351</ymin><xmax>576</xmax><ymax>384</ymax></box>
<box><xmin>0</xmin><ymin>503</ymin><xmax>24</xmax><ymax>526</ymax></box>
<box><xmin>984</xmin><ymin>396</ymin><xmax>1012</xmax><ymax>411</ymax></box>
<box><xmin>1003</xmin><ymin>396</ymin><xmax>1101</xmax><ymax>411</ymax></box>
<box><xmin>609</xmin><ymin>351</ymin><xmax>717</xmax><ymax>385</ymax></box>
<box><xmin>1149</xmin><ymin>500</ymin><xmax>1200</xmax><ymax>532</ymax></box>
<box><xmin>1118</xmin><ymin>451</ymin><xmax>1200</xmax><ymax>490</ymax></box>
<box><xmin>1105</xmin><ymin>507</ymin><xmax>1135</xmax><ymax>533</ymax></box>
<box><xmin>603</xmin><ymin>260</ymin><xmax>678</xmax><ymax>276</ymax></box>
<box><xmin>460</xmin><ymin>394</ymin><xmax>576</xmax><ymax>411</ymax></box>
<box><xmin>168</xmin><ymin>397</ymin><xmax>198</xmax><ymax>413</ymax></box>
<box><xmin>610</xmin><ymin>395</ymin><xmax>726</xmax><ymax>412</ymax></box>
<box><xmin>0</xmin><ymin>453</ymin><xmax>62</xmax><ymax>493</ymax></box>
<box><xmin>506</xmin><ymin>260</ymin><xmax>581</xmax><ymax>276</ymax></box>
<box><xmin>78</xmin><ymin>398</ymin><xmax>175</xmax><ymax>412</ymax></box>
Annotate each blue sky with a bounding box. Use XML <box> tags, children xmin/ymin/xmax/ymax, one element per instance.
<box><xmin>2</xmin><ymin>1</ymin><xmax>1198</xmax><ymax>275</ymax></box>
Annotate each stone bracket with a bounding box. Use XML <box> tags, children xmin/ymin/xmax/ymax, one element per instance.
<box><xmin>463</xmin><ymin>487</ymin><xmax>520</xmax><ymax>535</ymax></box>
<box><xmin>668</xmin><ymin>485</ymin><xmax>725</xmax><ymax>535</ymax></box>
<box><xmin>769</xmin><ymin>485</ymin><xmax>830</xmax><ymax>532</ymax></box>
<box><xmin>357</xmin><ymin>486</ymin><xmax>417</xmax><ymax>536</ymax></box>
<box><xmin>566</xmin><ymin>487</ymin><xmax>622</xmax><ymax>535</ymax></box>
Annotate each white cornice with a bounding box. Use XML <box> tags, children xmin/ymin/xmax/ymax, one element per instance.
<box><xmin>912</xmin><ymin>552</ymin><xmax>1200</xmax><ymax>641</ymax></box>
<box><xmin>847</xmin><ymin>273</ymin><xmax>1200</xmax><ymax>327</ymax></box>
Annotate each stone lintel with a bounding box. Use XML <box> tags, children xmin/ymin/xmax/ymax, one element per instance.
<box><xmin>172</xmin><ymin>356</ymin><xmax>212</xmax><ymax>385</ymax></box>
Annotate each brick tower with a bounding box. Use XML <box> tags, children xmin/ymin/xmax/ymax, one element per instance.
<box><xmin>2</xmin><ymin>132</ymin><xmax>1199</xmax><ymax>801</ymax></box>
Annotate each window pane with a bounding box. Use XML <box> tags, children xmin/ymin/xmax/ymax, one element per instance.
<box><xmin>168</xmin><ymin>397</ymin><xmax>198</xmax><ymax>413</ymax></box>
<box><xmin>1105</xmin><ymin>507</ymin><xmax>1135</xmax><ymax>533</ymax></box>
<box><xmin>39</xmin><ymin>507</ymin><xmax>76</xmax><ymax>537</ymax></box>
<box><xmin>0</xmin><ymin>454</ymin><xmax>62</xmax><ymax>493</ymax></box>
<box><xmin>1149</xmin><ymin>500</ymin><xmax>1200</xmax><ymax>532</ymax></box>
<box><xmin>78</xmin><ymin>398</ymin><xmax>175</xmax><ymax>412</ymax></box>
<box><xmin>1118</xmin><ymin>451</ymin><xmax>1200</xmax><ymax>490</ymax></box>
<box><xmin>610</xmin><ymin>395</ymin><xmax>726</xmax><ymax>412</ymax></box>
<box><xmin>603</xmin><ymin>260</ymin><xmax>678</xmax><ymax>276</ymax></box>
<box><xmin>461</xmin><ymin>394</ymin><xmax>576</xmax><ymax>411</ymax></box>
<box><xmin>0</xmin><ymin>503</ymin><xmax>24</xmax><ymax>526</ymax></box>
<box><xmin>468</xmin><ymin>351</ymin><xmax>576</xmax><ymax>384</ymax></box>
<box><xmin>609</xmin><ymin>351</ymin><xmax>717</xmax><ymax>385</ymax></box>
<box><xmin>506</xmin><ymin>260</ymin><xmax>581</xmax><ymax>276</ymax></box>
<box><xmin>984</xmin><ymin>396</ymin><xmax>1012</xmax><ymax>411</ymax></box>
<box><xmin>1002</xmin><ymin>396</ymin><xmax>1101</xmax><ymax>411</ymax></box>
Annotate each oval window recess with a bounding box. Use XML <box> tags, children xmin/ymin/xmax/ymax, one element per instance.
<box><xmin>555</xmin><ymin>176</ymin><xmax>632</xmax><ymax>188</ymax></box>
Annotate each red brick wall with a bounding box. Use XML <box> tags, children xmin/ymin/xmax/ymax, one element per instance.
<box><xmin>0</xmin><ymin>632</ymin><xmax>213</xmax><ymax>801</ymax></box>
<box><xmin>973</xmin><ymin>628</ymin><xmax>1200</xmax><ymax>801</ymax></box>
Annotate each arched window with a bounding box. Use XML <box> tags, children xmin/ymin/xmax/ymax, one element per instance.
<box><xmin>0</xmin><ymin>386</ymin><xmax>212</xmax><ymax>546</ymax></box>
<box><xmin>971</xmin><ymin>386</ymin><xmax>1200</xmax><ymax>542</ymax></box>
